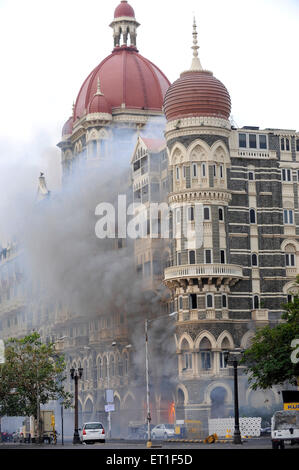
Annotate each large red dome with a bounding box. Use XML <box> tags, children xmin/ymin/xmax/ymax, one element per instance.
<box><xmin>114</xmin><ymin>1</ymin><xmax>135</xmax><ymax>18</ymax></box>
<box><xmin>73</xmin><ymin>47</ymin><xmax>170</xmax><ymax>120</ymax></box>
<box><xmin>164</xmin><ymin>70</ymin><xmax>231</xmax><ymax>122</ymax></box>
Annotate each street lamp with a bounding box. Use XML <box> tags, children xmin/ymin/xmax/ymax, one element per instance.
<box><xmin>224</xmin><ymin>349</ymin><xmax>243</xmax><ymax>445</ymax></box>
<box><xmin>70</xmin><ymin>367</ymin><xmax>83</xmax><ymax>444</ymax></box>
<box><xmin>145</xmin><ymin>311</ymin><xmax>177</xmax><ymax>448</ymax></box>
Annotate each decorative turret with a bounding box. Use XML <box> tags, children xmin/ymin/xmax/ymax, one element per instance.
<box><xmin>110</xmin><ymin>1</ymin><xmax>140</xmax><ymax>49</ymax></box>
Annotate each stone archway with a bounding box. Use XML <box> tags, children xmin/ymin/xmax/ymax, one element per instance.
<box><xmin>83</xmin><ymin>397</ymin><xmax>94</xmax><ymax>424</ymax></box>
<box><xmin>210</xmin><ymin>386</ymin><xmax>228</xmax><ymax>418</ymax></box>
<box><xmin>176</xmin><ymin>387</ymin><xmax>187</xmax><ymax>421</ymax></box>
<box><xmin>112</xmin><ymin>394</ymin><xmax>122</xmax><ymax>438</ymax></box>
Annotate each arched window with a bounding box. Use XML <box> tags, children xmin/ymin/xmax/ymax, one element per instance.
<box><xmin>285</xmin><ymin>244</ymin><xmax>296</xmax><ymax>266</ymax></box>
<box><xmin>253</xmin><ymin>295</ymin><xmax>260</xmax><ymax>309</ymax></box>
<box><xmin>124</xmin><ymin>353</ymin><xmax>129</xmax><ymax>375</ymax></box>
<box><xmin>110</xmin><ymin>356</ymin><xmax>115</xmax><ymax>377</ymax></box>
<box><xmin>181</xmin><ymin>339</ymin><xmax>192</xmax><ymax>371</ymax></box>
<box><xmin>206</xmin><ymin>293</ymin><xmax>214</xmax><ymax>309</ymax></box>
<box><xmin>189</xmin><ymin>250</ymin><xmax>196</xmax><ymax>264</ymax></box>
<box><xmin>220</xmin><ymin>337</ymin><xmax>231</xmax><ymax>369</ymax></box>
<box><xmin>219</xmin><ymin>207</ymin><xmax>224</xmax><ymax>221</ymax></box>
<box><xmin>252</xmin><ymin>253</ymin><xmax>258</xmax><ymax>266</ymax></box>
<box><xmin>179</xmin><ymin>296</ymin><xmax>183</xmax><ymax>310</ymax></box>
<box><xmin>103</xmin><ymin>357</ymin><xmax>108</xmax><ymax>379</ymax></box>
<box><xmin>98</xmin><ymin>358</ymin><xmax>102</xmax><ymax>380</ymax></box>
<box><xmin>118</xmin><ymin>356</ymin><xmax>123</xmax><ymax>376</ymax></box>
<box><xmin>249</xmin><ymin>209</ymin><xmax>256</xmax><ymax>224</ymax></box>
<box><xmin>204</xmin><ymin>207</ymin><xmax>210</xmax><ymax>220</ymax></box>
<box><xmin>199</xmin><ymin>337</ymin><xmax>212</xmax><ymax>370</ymax></box>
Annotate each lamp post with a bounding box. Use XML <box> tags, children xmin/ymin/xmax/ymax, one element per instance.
<box><xmin>145</xmin><ymin>312</ymin><xmax>177</xmax><ymax>448</ymax></box>
<box><xmin>224</xmin><ymin>349</ymin><xmax>243</xmax><ymax>445</ymax></box>
<box><xmin>70</xmin><ymin>367</ymin><xmax>83</xmax><ymax>444</ymax></box>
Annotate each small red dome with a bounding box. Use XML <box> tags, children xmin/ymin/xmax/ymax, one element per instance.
<box><xmin>164</xmin><ymin>70</ymin><xmax>231</xmax><ymax>122</ymax></box>
<box><xmin>114</xmin><ymin>1</ymin><xmax>135</xmax><ymax>18</ymax></box>
<box><xmin>73</xmin><ymin>48</ymin><xmax>170</xmax><ymax>119</ymax></box>
<box><xmin>88</xmin><ymin>92</ymin><xmax>112</xmax><ymax>115</ymax></box>
<box><xmin>62</xmin><ymin>116</ymin><xmax>73</xmax><ymax>136</ymax></box>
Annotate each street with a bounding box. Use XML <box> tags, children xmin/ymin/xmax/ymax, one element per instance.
<box><xmin>0</xmin><ymin>436</ymin><xmax>297</xmax><ymax>449</ymax></box>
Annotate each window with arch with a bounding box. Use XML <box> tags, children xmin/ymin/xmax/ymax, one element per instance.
<box><xmin>181</xmin><ymin>339</ymin><xmax>192</xmax><ymax>371</ymax></box>
<box><xmin>220</xmin><ymin>164</ymin><xmax>224</xmax><ymax>179</ymax></box>
<box><xmin>205</xmin><ymin>249</ymin><xmax>212</xmax><ymax>264</ymax></box>
<box><xmin>201</xmin><ymin>163</ymin><xmax>206</xmax><ymax>177</ymax></box>
<box><xmin>219</xmin><ymin>337</ymin><xmax>231</xmax><ymax>369</ymax></box>
<box><xmin>206</xmin><ymin>293</ymin><xmax>214</xmax><ymax>309</ymax></box>
<box><xmin>219</xmin><ymin>207</ymin><xmax>224</xmax><ymax>221</ymax></box>
<box><xmin>281</xmin><ymin>137</ymin><xmax>290</xmax><ymax>151</ymax></box>
<box><xmin>199</xmin><ymin>337</ymin><xmax>212</xmax><ymax>370</ymax></box>
<box><xmin>103</xmin><ymin>357</ymin><xmax>108</xmax><ymax>379</ymax></box>
<box><xmin>222</xmin><ymin>294</ymin><xmax>228</xmax><ymax>309</ymax></box>
<box><xmin>179</xmin><ymin>296</ymin><xmax>183</xmax><ymax>310</ymax></box>
<box><xmin>98</xmin><ymin>358</ymin><xmax>103</xmax><ymax>380</ymax></box>
<box><xmin>189</xmin><ymin>294</ymin><xmax>197</xmax><ymax>309</ymax></box>
<box><xmin>249</xmin><ymin>209</ymin><xmax>256</xmax><ymax>224</ymax></box>
<box><xmin>189</xmin><ymin>250</ymin><xmax>196</xmax><ymax>265</ymax></box>
<box><xmin>188</xmin><ymin>206</ymin><xmax>194</xmax><ymax>221</ymax></box>
<box><xmin>253</xmin><ymin>295</ymin><xmax>260</xmax><ymax>310</ymax></box>
<box><xmin>124</xmin><ymin>353</ymin><xmax>129</xmax><ymax>375</ymax></box>
<box><xmin>118</xmin><ymin>356</ymin><xmax>123</xmax><ymax>376</ymax></box>
<box><xmin>176</xmin><ymin>167</ymin><xmax>180</xmax><ymax>180</ymax></box>
<box><xmin>110</xmin><ymin>356</ymin><xmax>115</xmax><ymax>377</ymax></box>
<box><xmin>285</xmin><ymin>244</ymin><xmax>296</xmax><ymax>266</ymax></box>
<box><xmin>192</xmin><ymin>163</ymin><xmax>197</xmax><ymax>177</ymax></box>
<box><xmin>204</xmin><ymin>207</ymin><xmax>211</xmax><ymax>220</ymax></box>
<box><xmin>252</xmin><ymin>253</ymin><xmax>258</xmax><ymax>266</ymax></box>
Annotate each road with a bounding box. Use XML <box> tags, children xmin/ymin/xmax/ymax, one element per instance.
<box><xmin>0</xmin><ymin>436</ymin><xmax>296</xmax><ymax>449</ymax></box>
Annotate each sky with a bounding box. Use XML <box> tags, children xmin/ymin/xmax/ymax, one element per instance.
<box><xmin>0</xmin><ymin>0</ymin><xmax>298</xmax><ymax>192</ymax></box>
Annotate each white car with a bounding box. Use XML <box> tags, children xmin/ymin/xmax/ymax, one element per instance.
<box><xmin>80</xmin><ymin>422</ymin><xmax>106</xmax><ymax>444</ymax></box>
<box><xmin>151</xmin><ymin>424</ymin><xmax>175</xmax><ymax>440</ymax></box>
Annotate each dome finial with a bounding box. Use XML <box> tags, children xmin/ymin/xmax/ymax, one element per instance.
<box><xmin>95</xmin><ymin>77</ymin><xmax>103</xmax><ymax>96</ymax></box>
<box><xmin>190</xmin><ymin>17</ymin><xmax>203</xmax><ymax>71</ymax></box>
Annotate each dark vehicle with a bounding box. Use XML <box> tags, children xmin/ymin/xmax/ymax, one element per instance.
<box><xmin>127</xmin><ymin>422</ymin><xmax>154</xmax><ymax>440</ymax></box>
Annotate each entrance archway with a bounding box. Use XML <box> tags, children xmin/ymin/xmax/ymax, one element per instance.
<box><xmin>210</xmin><ymin>387</ymin><xmax>227</xmax><ymax>418</ymax></box>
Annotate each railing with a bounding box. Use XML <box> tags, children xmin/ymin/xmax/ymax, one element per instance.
<box><xmin>164</xmin><ymin>263</ymin><xmax>243</xmax><ymax>281</ymax></box>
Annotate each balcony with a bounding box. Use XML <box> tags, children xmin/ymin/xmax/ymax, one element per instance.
<box><xmin>164</xmin><ymin>263</ymin><xmax>243</xmax><ymax>287</ymax></box>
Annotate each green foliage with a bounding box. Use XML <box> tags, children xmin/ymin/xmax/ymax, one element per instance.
<box><xmin>0</xmin><ymin>332</ymin><xmax>73</xmax><ymax>418</ymax></box>
<box><xmin>241</xmin><ymin>278</ymin><xmax>299</xmax><ymax>390</ymax></box>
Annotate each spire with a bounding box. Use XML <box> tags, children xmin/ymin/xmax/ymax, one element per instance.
<box><xmin>95</xmin><ymin>77</ymin><xmax>103</xmax><ymax>96</ymax></box>
<box><xmin>190</xmin><ymin>18</ymin><xmax>203</xmax><ymax>71</ymax></box>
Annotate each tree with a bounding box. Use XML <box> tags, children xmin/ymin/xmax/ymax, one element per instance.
<box><xmin>0</xmin><ymin>332</ymin><xmax>72</xmax><ymax>421</ymax></box>
<box><xmin>241</xmin><ymin>279</ymin><xmax>299</xmax><ymax>390</ymax></box>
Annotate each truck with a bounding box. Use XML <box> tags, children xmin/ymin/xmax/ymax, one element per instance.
<box><xmin>271</xmin><ymin>410</ymin><xmax>299</xmax><ymax>449</ymax></box>
<box><xmin>20</xmin><ymin>411</ymin><xmax>55</xmax><ymax>443</ymax></box>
